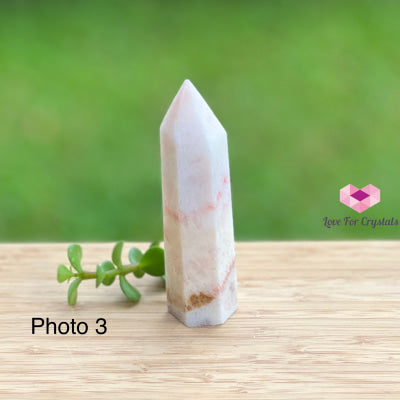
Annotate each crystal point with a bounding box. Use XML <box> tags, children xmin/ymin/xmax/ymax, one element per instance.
<box><xmin>160</xmin><ymin>80</ymin><xmax>237</xmax><ymax>327</ymax></box>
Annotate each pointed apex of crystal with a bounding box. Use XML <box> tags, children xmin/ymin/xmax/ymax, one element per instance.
<box><xmin>160</xmin><ymin>79</ymin><xmax>224</xmax><ymax>136</ymax></box>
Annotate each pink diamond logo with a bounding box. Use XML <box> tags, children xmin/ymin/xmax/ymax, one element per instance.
<box><xmin>340</xmin><ymin>184</ymin><xmax>380</xmax><ymax>213</ymax></box>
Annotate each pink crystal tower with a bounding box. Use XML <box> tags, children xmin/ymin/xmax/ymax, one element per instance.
<box><xmin>160</xmin><ymin>80</ymin><xmax>237</xmax><ymax>327</ymax></box>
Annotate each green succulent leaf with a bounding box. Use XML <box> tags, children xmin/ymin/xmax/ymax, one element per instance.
<box><xmin>119</xmin><ymin>276</ymin><xmax>141</xmax><ymax>302</ymax></box>
<box><xmin>96</xmin><ymin>264</ymin><xmax>105</xmax><ymax>288</ymax></box>
<box><xmin>57</xmin><ymin>264</ymin><xmax>73</xmax><ymax>283</ymax></box>
<box><xmin>133</xmin><ymin>268</ymin><xmax>145</xmax><ymax>278</ymax></box>
<box><xmin>68</xmin><ymin>278</ymin><xmax>82</xmax><ymax>306</ymax></box>
<box><xmin>128</xmin><ymin>247</ymin><xmax>143</xmax><ymax>264</ymax></box>
<box><xmin>100</xmin><ymin>261</ymin><xmax>116</xmax><ymax>286</ymax></box>
<box><xmin>149</xmin><ymin>241</ymin><xmax>161</xmax><ymax>248</ymax></box>
<box><xmin>140</xmin><ymin>247</ymin><xmax>165</xmax><ymax>277</ymax></box>
<box><xmin>68</xmin><ymin>244</ymin><xmax>83</xmax><ymax>273</ymax></box>
<box><xmin>112</xmin><ymin>241</ymin><xmax>124</xmax><ymax>270</ymax></box>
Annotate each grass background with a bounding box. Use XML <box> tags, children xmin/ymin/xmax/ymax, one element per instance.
<box><xmin>0</xmin><ymin>0</ymin><xmax>399</xmax><ymax>241</ymax></box>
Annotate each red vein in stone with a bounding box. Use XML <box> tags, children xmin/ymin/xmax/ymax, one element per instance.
<box><xmin>164</xmin><ymin>175</ymin><xmax>229</xmax><ymax>224</ymax></box>
<box><xmin>211</xmin><ymin>257</ymin><xmax>236</xmax><ymax>297</ymax></box>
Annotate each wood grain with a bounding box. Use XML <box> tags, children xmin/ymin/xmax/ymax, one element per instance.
<box><xmin>0</xmin><ymin>241</ymin><xmax>399</xmax><ymax>399</ymax></box>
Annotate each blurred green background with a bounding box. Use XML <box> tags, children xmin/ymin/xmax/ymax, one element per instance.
<box><xmin>0</xmin><ymin>0</ymin><xmax>399</xmax><ymax>241</ymax></box>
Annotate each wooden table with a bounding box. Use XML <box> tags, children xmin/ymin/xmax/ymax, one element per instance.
<box><xmin>0</xmin><ymin>242</ymin><xmax>399</xmax><ymax>399</ymax></box>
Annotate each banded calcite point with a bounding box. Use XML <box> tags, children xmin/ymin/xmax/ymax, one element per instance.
<box><xmin>160</xmin><ymin>79</ymin><xmax>237</xmax><ymax>327</ymax></box>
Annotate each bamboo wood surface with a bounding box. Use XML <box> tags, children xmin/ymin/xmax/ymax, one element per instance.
<box><xmin>0</xmin><ymin>241</ymin><xmax>399</xmax><ymax>399</ymax></box>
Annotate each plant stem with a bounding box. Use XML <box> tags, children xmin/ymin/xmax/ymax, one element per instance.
<box><xmin>73</xmin><ymin>264</ymin><xmax>141</xmax><ymax>280</ymax></box>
